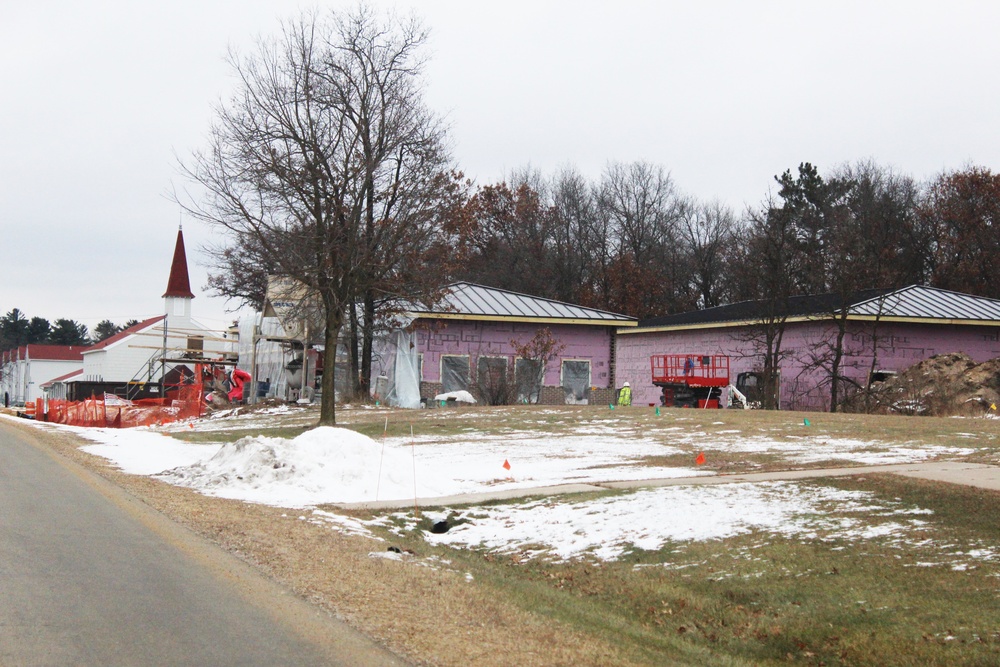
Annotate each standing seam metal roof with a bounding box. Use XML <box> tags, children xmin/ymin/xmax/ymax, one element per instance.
<box><xmin>412</xmin><ymin>282</ymin><xmax>636</xmax><ymax>323</ymax></box>
<box><xmin>850</xmin><ymin>285</ymin><xmax>1000</xmax><ymax>320</ymax></box>
<box><xmin>632</xmin><ymin>285</ymin><xmax>1000</xmax><ymax>331</ymax></box>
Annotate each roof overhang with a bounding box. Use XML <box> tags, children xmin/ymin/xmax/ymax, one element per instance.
<box><xmin>41</xmin><ymin>369</ymin><xmax>84</xmax><ymax>388</ymax></box>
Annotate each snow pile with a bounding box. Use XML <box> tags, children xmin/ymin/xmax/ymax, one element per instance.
<box><xmin>415</xmin><ymin>482</ymin><xmax>930</xmax><ymax>562</ymax></box>
<box><xmin>433</xmin><ymin>390</ymin><xmax>476</xmax><ymax>404</ymax></box>
<box><xmin>158</xmin><ymin>427</ymin><xmax>450</xmax><ymax>507</ymax></box>
<box><xmin>66</xmin><ymin>421</ymin><xmax>710</xmax><ymax>507</ymax></box>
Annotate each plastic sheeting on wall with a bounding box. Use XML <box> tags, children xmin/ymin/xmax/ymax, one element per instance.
<box><xmin>562</xmin><ymin>359</ymin><xmax>591</xmax><ymax>404</ymax></box>
<box><xmin>441</xmin><ymin>355</ymin><xmax>471</xmax><ymax>394</ymax></box>
<box><xmin>515</xmin><ymin>358</ymin><xmax>543</xmax><ymax>404</ymax></box>
<box><xmin>379</xmin><ymin>329</ymin><xmax>421</xmax><ymax>409</ymax></box>
<box><xmin>237</xmin><ymin>316</ymin><xmax>291</xmax><ymax>402</ymax></box>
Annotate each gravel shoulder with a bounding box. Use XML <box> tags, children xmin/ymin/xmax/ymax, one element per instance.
<box><xmin>10</xmin><ymin>418</ymin><xmax>637</xmax><ymax>667</ymax></box>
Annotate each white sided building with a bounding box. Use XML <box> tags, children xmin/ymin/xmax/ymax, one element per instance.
<box><xmin>72</xmin><ymin>228</ymin><xmax>237</xmax><ymax>399</ymax></box>
<box><xmin>0</xmin><ymin>344</ymin><xmax>85</xmax><ymax>406</ymax></box>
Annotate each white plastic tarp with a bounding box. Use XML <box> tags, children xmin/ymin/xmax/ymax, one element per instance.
<box><xmin>441</xmin><ymin>356</ymin><xmax>470</xmax><ymax>394</ymax></box>
<box><xmin>238</xmin><ymin>316</ymin><xmax>290</xmax><ymax>401</ymax></box>
<box><xmin>562</xmin><ymin>360</ymin><xmax>591</xmax><ymax>405</ymax></box>
<box><xmin>381</xmin><ymin>329</ymin><xmax>421</xmax><ymax>409</ymax></box>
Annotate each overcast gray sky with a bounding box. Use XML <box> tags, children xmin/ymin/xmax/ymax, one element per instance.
<box><xmin>3</xmin><ymin>1</ymin><xmax>998</xmax><ymax>333</ymax></box>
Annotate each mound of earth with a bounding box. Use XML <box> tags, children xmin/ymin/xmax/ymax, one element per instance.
<box><xmin>845</xmin><ymin>352</ymin><xmax>1000</xmax><ymax>416</ymax></box>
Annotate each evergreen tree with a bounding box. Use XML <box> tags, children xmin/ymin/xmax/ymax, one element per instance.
<box><xmin>49</xmin><ymin>319</ymin><xmax>90</xmax><ymax>346</ymax></box>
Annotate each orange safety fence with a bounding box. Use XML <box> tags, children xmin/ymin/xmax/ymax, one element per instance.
<box><xmin>37</xmin><ymin>371</ymin><xmax>206</xmax><ymax>429</ymax></box>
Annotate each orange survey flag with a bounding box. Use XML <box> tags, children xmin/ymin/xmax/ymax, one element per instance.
<box><xmin>503</xmin><ymin>459</ymin><xmax>511</xmax><ymax>470</ymax></box>
<box><xmin>695</xmin><ymin>452</ymin><xmax>706</xmax><ymax>466</ymax></box>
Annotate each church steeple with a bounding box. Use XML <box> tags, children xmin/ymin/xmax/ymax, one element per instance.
<box><xmin>163</xmin><ymin>226</ymin><xmax>195</xmax><ymax>299</ymax></box>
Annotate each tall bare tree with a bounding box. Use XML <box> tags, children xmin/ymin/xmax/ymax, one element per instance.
<box><xmin>181</xmin><ymin>6</ymin><xmax>459</xmax><ymax>425</ymax></box>
<box><xmin>549</xmin><ymin>168</ymin><xmax>599</xmax><ymax>305</ymax></box>
<box><xmin>596</xmin><ymin>161</ymin><xmax>690</xmax><ymax>318</ymax></box>
<box><xmin>679</xmin><ymin>199</ymin><xmax>737</xmax><ymax>309</ymax></box>
<box><xmin>457</xmin><ymin>181</ymin><xmax>556</xmax><ymax>298</ymax></box>
<box><xmin>734</xmin><ymin>193</ymin><xmax>801</xmax><ymax>410</ymax></box>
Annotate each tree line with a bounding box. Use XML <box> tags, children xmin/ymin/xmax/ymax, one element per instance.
<box><xmin>450</xmin><ymin>159</ymin><xmax>998</xmax><ymax>412</ymax></box>
<box><xmin>450</xmin><ymin>160</ymin><xmax>1000</xmax><ymax>321</ymax></box>
<box><xmin>181</xmin><ymin>5</ymin><xmax>1000</xmax><ymax>422</ymax></box>
<box><xmin>0</xmin><ymin>309</ymin><xmax>139</xmax><ymax>351</ymax></box>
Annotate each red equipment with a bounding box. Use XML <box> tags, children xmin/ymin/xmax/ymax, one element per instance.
<box><xmin>651</xmin><ymin>354</ymin><xmax>729</xmax><ymax>408</ymax></box>
<box><xmin>228</xmin><ymin>368</ymin><xmax>252</xmax><ymax>403</ymax></box>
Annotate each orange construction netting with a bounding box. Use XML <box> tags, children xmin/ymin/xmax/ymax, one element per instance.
<box><xmin>38</xmin><ymin>367</ymin><xmax>207</xmax><ymax>428</ymax></box>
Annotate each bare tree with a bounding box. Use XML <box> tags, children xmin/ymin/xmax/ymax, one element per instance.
<box><xmin>511</xmin><ymin>327</ymin><xmax>565</xmax><ymax>403</ymax></box>
<box><xmin>180</xmin><ymin>7</ymin><xmax>459</xmax><ymax>425</ymax></box>
<box><xmin>735</xmin><ymin>194</ymin><xmax>800</xmax><ymax>409</ymax></box>
<box><xmin>834</xmin><ymin>160</ymin><xmax>926</xmax><ymax>288</ymax></box>
<box><xmin>204</xmin><ymin>230</ymin><xmax>277</xmax><ymax>311</ymax></box>
<box><xmin>807</xmin><ymin>161</ymin><xmax>922</xmax><ymax>411</ymax></box>
<box><xmin>458</xmin><ymin>181</ymin><xmax>556</xmax><ymax>298</ymax></box>
<box><xmin>596</xmin><ymin>161</ymin><xmax>690</xmax><ymax>318</ymax></box>
<box><xmin>549</xmin><ymin>168</ymin><xmax>599</xmax><ymax>305</ymax></box>
<box><xmin>679</xmin><ymin>199</ymin><xmax>737</xmax><ymax>308</ymax></box>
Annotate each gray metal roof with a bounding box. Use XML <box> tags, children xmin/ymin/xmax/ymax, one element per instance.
<box><xmin>410</xmin><ymin>282</ymin><xmax>636</xmax><ymax>324</ymax></box>
<box><xmin>850</xmin><ymin>285</ymin><xmax>1000</xmax><ymax>320</ymax></box>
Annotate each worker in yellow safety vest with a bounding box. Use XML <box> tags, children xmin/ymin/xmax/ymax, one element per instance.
<box><xmin>617</xmin><ymin>381</ymin><xmax>632</xmax><ymax>406</ymax></box>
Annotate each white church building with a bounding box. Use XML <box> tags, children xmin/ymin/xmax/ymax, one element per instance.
<box><xmin>56</xmin><ymin>227</ymin><xmax>237</xmax><ymax>400</ymax></box>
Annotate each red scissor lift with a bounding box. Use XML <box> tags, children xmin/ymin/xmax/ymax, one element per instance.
<box><xmin>651</xmin><ymin>354</ymin><xmax>730</xmax><ymax>408</ymax></box>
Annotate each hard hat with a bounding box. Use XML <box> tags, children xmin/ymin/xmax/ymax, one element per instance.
<box><xmin>623</xmin><ymin>381</ymin><xmax>630</xmax><ymax>387</ymax></box>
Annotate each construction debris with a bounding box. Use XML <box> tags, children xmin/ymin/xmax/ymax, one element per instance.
<box><xmin>845</xmin><ymin>352</ymin><xmax>1000</xmax><ymax>416</ymax></box>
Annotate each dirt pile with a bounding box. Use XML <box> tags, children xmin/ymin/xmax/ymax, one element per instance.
<box><xmin>846</xmin><ymin>352</ymin><xmax>1000</xmax><ymax>416</ymax></box>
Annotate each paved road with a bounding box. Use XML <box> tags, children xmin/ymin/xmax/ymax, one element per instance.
<box><xmin>0</xmin><ymin>422</ymin><xmax>404</xmax><ymax>667</ymax></box>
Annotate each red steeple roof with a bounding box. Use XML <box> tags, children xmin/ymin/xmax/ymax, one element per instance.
<box><xmin>163</xmin><ymin>227</ymin><xmax>195</xmax><ymax>299</ymax></box>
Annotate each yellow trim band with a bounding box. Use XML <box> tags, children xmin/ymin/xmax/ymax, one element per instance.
<box><xmin>410</xmin><ymin>312</ymin><xmax>637</xmax><ymax>327</ymax></box>
<box><xmin>617</xmin><ymin>314</ymin><xmax>1000</xmax><ymax>335</ymax></box>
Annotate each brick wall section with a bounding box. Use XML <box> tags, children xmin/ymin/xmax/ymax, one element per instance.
<box><xmin>420</xmin><ymin>382</ymin><xmax>443</xmax><ymax>402</ymax></box>
<box><xmin>589</xmin><ymin>387</ymin><xmax>616</xmax><ymax>406</ymax></box>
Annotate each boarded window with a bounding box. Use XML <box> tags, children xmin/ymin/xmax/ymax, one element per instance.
<box><xmin>515</xmin><ymin>358</ymin><xmax>543</xmax><ymax>404</ymax></box>
<box><xmin>441</xmin><ymin>355</ymin><xmax>470</xmax><ymax>393</ymax></box>
<box><xmin>477</xmin><ymin>356</ymin><xmax>511</xmax><ymax>405</ymax></box>
<box><xmin>561</xmin><ymin>360</ymin><xmax>591</xmax><ymax>405</ymax></box>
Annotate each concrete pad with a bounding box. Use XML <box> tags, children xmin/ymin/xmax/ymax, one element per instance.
<box><xmin>892</xmin><ymin>463</ymin><xmax>1000</xmax><ymax>491</ymax></box>
<box><xmin>335</xmin><ymin>462</ymin><xmax>1000</xmax><ymax>511</ymax></box>
<box><xmin>600</xmin><ymin>462</ymin><xmax>998</xmax><ymax>489</ymax></box>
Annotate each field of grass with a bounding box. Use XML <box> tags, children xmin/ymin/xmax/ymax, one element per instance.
<box><xmin>174</xmin><ymin>403</ymin><xmax>1000</xmax><ymax>665</ymax></box>
<box><xmin>348</xmin><ymin>476</ymin><xmax>1000</xmax><ymax>666</ymax></box>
